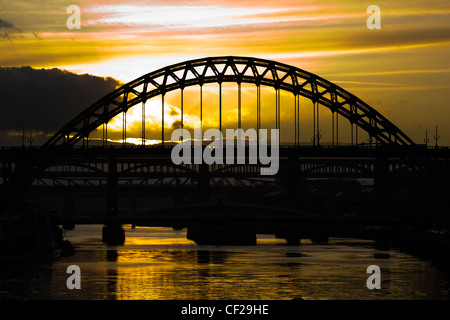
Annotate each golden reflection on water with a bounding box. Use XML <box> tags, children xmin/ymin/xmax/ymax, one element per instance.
<box><xmin>4</xmin><ymin>225</ymin><xmax>446</xmax><ymax>300</ymax></box>
<box><xmin>55</xmin><ymin>225</ymin><xmax>448</xmax><ymax>300</ymax></box>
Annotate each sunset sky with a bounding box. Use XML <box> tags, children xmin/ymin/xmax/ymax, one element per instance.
<box><xmin>1</xmin><ymin>0</ymin><xmax>449</xmax><ymax>145</ymax></box>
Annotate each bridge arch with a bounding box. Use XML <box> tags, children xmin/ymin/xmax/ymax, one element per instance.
<box><xmin>43</xmin><ymin>56</ymin><xmax>415</xmax><ymax>148</ymax></box>
<box><xmin>4</xmin><ymin>56</ymin><xmax>432</xmax><ymax>214</ymax></box>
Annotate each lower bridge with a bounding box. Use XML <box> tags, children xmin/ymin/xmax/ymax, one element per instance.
<box><xmin>57</xmin><ymin>202</ymin><xmax>401</xmax><ymax>246</ymax></box>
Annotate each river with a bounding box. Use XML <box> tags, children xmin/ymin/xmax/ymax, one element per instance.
<box><xmin>1</xmin><ymin>224</ymin><xmax>449</xmax><ymax>300</ymax></box>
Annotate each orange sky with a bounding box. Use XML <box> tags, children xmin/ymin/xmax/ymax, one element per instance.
<box><xmin>1</xmin><ymin>0</ymin><xmax>450</xmax><ymax>145</ymax></box>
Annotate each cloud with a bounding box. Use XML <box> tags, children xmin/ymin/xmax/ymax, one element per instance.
<box><xmin>168</xmin><ymin>107</ymin><xmax>179</xmax><ymax>117</ymax></box>
<box><xmin>0</xmin><ymin>66</ymin><xmax>122</xmax><ymax>145</ymax></box>
<box><xmin>0</xmin><ymin>18</ymin><xmax>22</xmax><ymax>40</ymax></box>
<box><xmin>0</xmin><ymin>19</ymin><xmax>16</xmax><ymax>29</ymax></box>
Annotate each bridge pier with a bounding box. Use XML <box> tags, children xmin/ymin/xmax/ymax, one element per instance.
<box><xmin>197</xmin><ymin>163</ymin><xmax>210</xmax><ymax>202</ymax></box>
<box><xmin>285</xmin><ymin>156</ymin><xmax>303</xmax><ymax>210</ymax></box>
<box><xmin>106</xmin><ymin>156</ymin><xmax>118</xmax><ymax>217</ymax></box>
<box><xmin>62</xmin><ymin>192</ymin><xmax>75</xmax><ymax>230</ymax></box>
<box><xmin>275</xmin><ymin>232</ymin><xmax>302</xmax><ymax>246</ymax></box>
<box><xmin>102</xmin><ymin>223</ymin><xmax>125</xmax><ymax>245</ymax></box>
<box><xmin>102</xmin><ymin>156</ymin><xmax>125</xmax><ymax>245</ymax></box>
<box><xmin>310</xmin><ymin>223</ymin><xmax>329</xmax><ymax>243</ymax></box>
<box><xmin>187</xmin><ymin>226</ymin><xmax>256</xmax><ymax>246</ymax></box>
<box><xmin>374</xmin><ymin>157</ymin><xmax>390</xmax><ymax>217</ymax></box>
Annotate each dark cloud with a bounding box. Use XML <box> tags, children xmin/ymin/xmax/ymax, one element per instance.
<box><xmin>0</xmin><ymin>66</ymin><xmax>122</xmax><ymax>146</ymax></box>
<box><xmin>168</xmin><ymin>107</ymin><xmax>179</xmax><ymax>117</ymax></box>
<box><xmin>0</xmin><ymin>19</ymin><xmax>16</xmax><ymax>29</ymax></box>
<box><xmin>171</xmin><ymin>120</ymin><xmax>182</xmax><ymax>130</ymax></box>
<box><xmin>0</xmin><ymin>18</ymin><xmax>21</xmax><ymax>40</ymax></box>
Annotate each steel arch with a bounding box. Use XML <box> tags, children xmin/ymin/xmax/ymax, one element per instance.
<box><xmin>43</xmin><ymin>56</ymin><xmax>414</xmax><ymax>148</ymax></box>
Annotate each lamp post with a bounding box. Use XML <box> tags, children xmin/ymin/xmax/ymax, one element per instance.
<box><xmin>433</xmin><ymin>125</ymin><xmax>440</xmax><ymax>149</ymax></box>
<box><xmin>424</xmin><ymin>129</ymin><xmax>430</xmax><ymax>147</ymax></box>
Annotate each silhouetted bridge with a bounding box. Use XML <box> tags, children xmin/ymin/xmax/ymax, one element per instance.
<box><xmin>58</xmin><ymin>202</ymin><xmax>401</xmax><ymax>245</ymax></box>
<box><xmin>0</xmin><ymin>56</ymin><xmax>449</xmax><ymax>246</ymax></box>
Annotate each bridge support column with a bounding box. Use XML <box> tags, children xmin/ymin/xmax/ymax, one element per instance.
<box><xmin>197</xmin><ymin>163</ymin><xmax>210</xmax><ymax>202</ymax></box>
<box><xmin>62</xmin><ymin>192</ymin><xmax>75</xmax><ymax>230</ymax></box>
<box><xmin>187</xmin><ymin>226</ymin><xmax>256</xmax><ymax>246</ymax></box>
<box><xmin>374</xmin><ymin>157</ymin><xmax>390</xmax><ymax>217</ymax></box>
<box><xmin>102</xmin><ymin>223</ymin><xmax>125</xmax><ymax>245</ymax></box>
<box><xmin>286</xmin><ymin>156</ymin><xmax>303</xmax><ymax>210</ymax></box>
<box><xmin>275</xmin><ymin>232</ymin><xmax>302</xmax><ymax>246</ymax></box>
<box><xmin>311</xmin><ymin>223</ymin><xmax>329</xmax><ymax>243</ymax></box>
<box><xmin>103</xmin><ymin>156</ymin><xmax>125</xmax><ymax>245</ymax></box>
<box><xmin>107</xmin><ymin>156</ymin><xmax>118</xmax><ymax>217</ymax></box>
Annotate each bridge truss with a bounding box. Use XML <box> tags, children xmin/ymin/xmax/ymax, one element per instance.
<box><xmin>44</xmin><ymin>56</ymin><xmax>414</xmax><ymax>148</ymax></box>
<box><xmin>3</xmin><ymin>56</ymin><xmax>450</xmax><ymax>218</ymax></box>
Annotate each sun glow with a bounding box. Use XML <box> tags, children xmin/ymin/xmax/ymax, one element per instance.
<box><xmin>1</xmin><ymin>0</ymin><xmax>450</xmax><ymax>145</ymax></box>
<box><xmin>100</xmin><ymin>97</ymin><xmax>207</xmax><ymax>145</ymax></box>
<box><xmin>86</xmin><ymin>5</ymin><xmax>290</xmax><ymax>29</ymax></box>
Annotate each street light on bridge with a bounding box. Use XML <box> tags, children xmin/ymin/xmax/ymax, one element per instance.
<box><xmin>424</xmin><ymin>129</ymin><xmax>430</xmax><ymax>147</ymax></box>
<box><xmin>434</xmin><ymin>125</ymin><xmax>440</xmax><ymax>149</ymax></box>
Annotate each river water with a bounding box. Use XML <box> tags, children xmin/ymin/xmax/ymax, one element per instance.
<box><xmin>1</xmin><ymin>224</ymin><xmax>449</xmax><ymax>300</ymax></box>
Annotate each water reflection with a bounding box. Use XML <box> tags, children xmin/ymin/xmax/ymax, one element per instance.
<box><xmin>0</xmin><ymin>225</ymin><xmax>449</xmax><ymax>300</ymax></box>
<box><xmin>106</xmin><ymin>250</ymin><xmax>118</xmax><ymax>262</ymax></box>
<box><xmin>196</xmin><ymin>250</ymin><xmax>229</xmax><ymax>265</ymax></box>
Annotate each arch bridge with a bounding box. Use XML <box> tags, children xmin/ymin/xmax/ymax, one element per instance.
<box><xmin>1</xmin><ymin>57</ymin><xmax>448</xmax><ymax>241</ymax></box>
<box><xmin>45</xmin><ymin>56</ymin><xmax>413</xmax><ymax>148</ymax></box>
